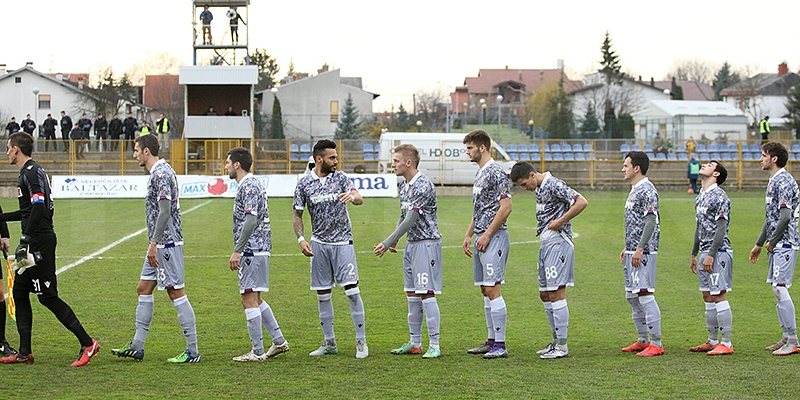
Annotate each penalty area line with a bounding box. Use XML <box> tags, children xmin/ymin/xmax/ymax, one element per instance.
<box><xmin>56</xmin><ymin>200</ymin><xmax>213</xmax><ymax>275</ymax></box>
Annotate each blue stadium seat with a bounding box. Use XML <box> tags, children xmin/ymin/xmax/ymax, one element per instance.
<box><xmin>510</xmin><ymin>153</ymin><xmax>519</xmax><ymax>160</ymax></box>
<box><xmin>550</xmin><ymin>144</ymin><xmax>562</xmax><ymax>153</ymax></box>
<box><xmin>553</xmin><ymin>153</ymin><xmax>564</xmax><ymax>161</ymax></box>
<box><xmin>711</xmin><ymin>153</ymin><xmax>721</xmax><ymax>160</ymax></box>
<box><xmin>720</xmin><ymin>153</ymin><xmax>732</xmax><ymax>161</ymax></box>
<box><xmin>290</xmin><ymin>153</ymin><xmax>299</xmax><ymax>161</ymax></box>
<box><xmin>572</xmin><ymin>144</ymin><xmax>582</xmax><ymax>153</ymax></box>
<box><xmin>678</xmin><ymin>153</ymin><xmax>688</xmax><ymax>160</ymax></box>
<box><xmin>543</xmin><ymin>144</ymin><xmax>551</xmax><ymax>153</ymax></box>
<box><xmin>530</xmin><ymin>152</ymin><xmax>541</xmax><ymax>161</ymax></box>
<box><xmin>632</xmin><ymin>144</ymin><xmax>641</xmax><ymax>151</ymax></box>
<box><xmin>587</xmin><ymin>153</ymin><xmax>596</xmax><ymax>160</ymax></box>
<box><xmin>728</xmin><ymin>144</ymin><xmax>738</xmax><ymax>152</ymax></box>
<box><xmin>644</xmin><ymin>144</ymin><xmax>653</xmax><ymax>153</ymax></box>
<box><xmin>300</xmin><ymin>153</ymin><xmax>310</xmax><ymax>160</ymax></box>
<box><xmin>507</xmin><ymin>144</ymin><xmax>517</xmax><ymax>152</ymax></box>
<box><xmin>518</xmin><ymin>144</ymin><xmax>528</xmax><ymax>152</ymax></box>
<box><xmin>364</xmin><ymin>152</ymin><xmax>374</xmax><ymax>160</ymax></box>
<box><xmin>793</xmin><ymin>144</ymin><xmax>800</xmax><ymax>153</ymax></box>
<box><xmin>583</xmin><ymin>144</ymin><xmax>592</xmax><ymax>152</ymax></box>
<box><xmin>742</xmin><ymin>153</ymin><xmax>754</xmax><ymax>160</ymax></box>
<box><xmin>648</xmin><ymin>153</ymin><xmax>656</xmax><ymax>159</ymax></box>
<box><xmin>575</xmin><ymin>153</ymin><xmax>586</xmax><ymax>161</ymax></box>
<box><xmin>696</xmin><ymin>144</ymin><xmax>707</xmax><ymax>153</ymax></box>
<box><xmin>655</xmin><ymin>153</ymin><xmax>666</xmax><ymax>160</ymax></box>
<box><xmin>518</xmin><ymin>152</ymin><xmax>529</xmax><ymax>161</ymax></box>
<box><xmin>300</xmin><ymin>143</ymin><xmax>311</xmax><ymax>153</ymax></box>
<box><xmin>620</xmin><ymin>143</ymin><xmax>631</xmax><ymax>152</ymax></box>
<box><xmin>290</xmin><ymin>143</ymin><xmax>299</xmax><ymax>153</ymax></box>
<box><xmin>730</xmin><ymin>153</ymin><xmax>739</xmax><ymax>161</ymax></box>
<box><xmin>668</xmin><ymin>153</ymin><xmax>677</xmax><ymax>160</ymax></box>
<box><xmin>699</xmin><ymin>152</ymin><xmax>710</xmax><ymax>160</ymax></box>
<box><xmin>563</xmin><ymin>153</ymin><xmax>575</xmax><ymax>161</ymax></box>
<box><xmin>707</xmin><ymin>144</ymin><xmax>718</xmax><ymax>152</ymax></box>
<box><xmin>530</xmin><ymin>143</ymin><xmax>540</xmax><ymax>153</ymax></box>
<box><xmin>363</xmin><ymin>143</ymin><xmax>373</xmax><ymax>153</ymax></box>
<box><xmin>749</xmin><ymin>143</ymin><xmax>760</xmax><ymax>152</ymax></box>
<box><xmin>544</xmin><ymin>153</ymin><xmax>553</xmax><ymax>161</ymax></box>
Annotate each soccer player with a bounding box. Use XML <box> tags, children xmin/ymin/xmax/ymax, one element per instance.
<box><xmin>620</xmin><ymin>151</ymin><xmax>663</xmax><ymax>357</ymax></box>
<box><xmin>689</xmin><ymin>160</ymin><xmax>734</xmax><ymax>356</ymax></box>
<box><xmin>749</xmin><ymin>142</ymin><xmax>800</xmax><ymax>356</ymax></box>
<box><xmin>374</xmin><ymin>144</ymin><xmax>442</xmax><ymax>359</ymax></box>
<box><xmin>111</xmin><ymin>134</ymin><xmax>200</xmax><ymax>363</ymax></box>
<box><xmin>225</xmin><ymin>147</ymin><xmax>290</xmax><ymax>361</ymax></box>
<box><xmin>509</xmin><ymin>161</ymin><xmax>588</xmax><ymax>359</ymax></box>
<box><xmin>462</xmin><ymin>130</ymin><xmax>512</xmax><ymax>359</ymax></box>
<box><xmin>293</xmin><ymin>139</ymin><xmax>368</xmax><ymax>359</ymax></box>
<box><xmin>0</xmin><ymin>132</ymin><xmax>98</xmax><ymax>366</ymax></box>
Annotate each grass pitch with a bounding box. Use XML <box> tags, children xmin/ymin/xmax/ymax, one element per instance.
<box><xmin>0</xmin><ymin>190</ymin><xmax>795</xmax><ymax>399</ymax></box>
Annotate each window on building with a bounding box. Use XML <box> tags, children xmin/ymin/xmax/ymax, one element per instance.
<box><xmin>38</xmin><ymin>94</ymin><xmax>51</xmax><ymax>109</ymax></box>
<box><xmin>14</xmin><ymin>77</ymin><xmax>21</xmax><ymax>83</ymax></box>
<box><xmin>330</xmin><ymin>101</ymin><xmax>338</xmax><ymax>122</ymax></box>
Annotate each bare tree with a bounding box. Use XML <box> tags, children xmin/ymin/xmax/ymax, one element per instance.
<box><xmin>727</xmin><ymin>64</ymin><xmax>769</xmax><ymax>125</ymax></box>
<box><xmin>146</xmin><ymin>82</ymin><xmax>184</xmax><ymax>140</ymax></box>
<box><xmin>414</xmin><ymin>88</ymin><xmax>447</xmax><ymax>130</ymax></box>
<box><xmin>125</xmin><ymin>52</ymin><xmax>184</xmax><ymax>86</ymax></box>
<box><xmin>663</xmin><ymin>58</ymin><xmax>716</xmax><ymax>85</ymax></box>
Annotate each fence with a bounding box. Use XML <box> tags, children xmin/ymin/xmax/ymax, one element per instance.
<box><xmin>1</xmin><ymin>137</ymin><xmax>799</xmax><ymax>189</ymax></box>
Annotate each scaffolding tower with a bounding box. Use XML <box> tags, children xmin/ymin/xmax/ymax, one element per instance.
<box><xmin>192</xmin><ymin>0</ymin><xmax>250</xmax><ymax>66</ymax></box>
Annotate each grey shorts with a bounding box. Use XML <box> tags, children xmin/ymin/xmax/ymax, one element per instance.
<box><xmin>310</xmin><ymin>240</ymin><xmax>359</xmax><ymax>290</ymax></box>
<box><xmin>767</xmin><ymin>245</ymin><xmax>798</xmax><ymax>288</ymax></box>
<box><xmin>238</xmin><ymin>252</ymin><xmax>270</xmax><ymax>294</ymax></box>
<box><xmin>698</xmin><ymin>250</ymin><xmax>733</xmax><ymax>295</ymax></box>
<box><xmin>538</xmin><ymin>236</ymin><xmax>575</xmax><ymax>291</ymax></box>
<box><xmin>623</xmin><ymin>251</ymin><xmax>657</xmax><ymax>293</ymax></box>
<box><xmin>403</xmin><ymin>239</ymin><xmax>443</xmax><ymax>294</ymax></box>
<box><xmin>473</xmin><ymin>230</ymin><xmax>509</xmax><ymax>286</ymax></box>
<box><xmin>141</xmin><ymin>244</ymin><xmax>185</xmax><ymax>290</ymax></box>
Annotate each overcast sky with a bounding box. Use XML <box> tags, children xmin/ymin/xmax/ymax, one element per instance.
<box><xmin>2</xmin><ymin>0</ymin><xmax>798</xmax><ymax>112</ymax></box>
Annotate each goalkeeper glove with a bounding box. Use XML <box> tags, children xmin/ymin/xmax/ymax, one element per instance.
<box><xmin>15</xmin><ymin>235</ymin><xmax>30</xmax><ymax>263</ymax></box>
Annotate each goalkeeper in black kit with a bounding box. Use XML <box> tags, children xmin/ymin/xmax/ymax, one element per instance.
<box><xmin>0</xmin><ymin>132</ymin><xmax>99</xmax><ymax>366</ymax></box>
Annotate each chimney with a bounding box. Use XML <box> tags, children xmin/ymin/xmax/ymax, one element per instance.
<box><xmin>778</xmin><ymin>62</ymin><xmax>788</xmax><ymax>77</ymax></box>
<box><xmin>25</xmin><ymin>61</ymin><xmax>33</xmax><ymax>68</ymax></box>
<box><xmin>317</xmin><ymin>63</ymin><xmax>329</xmax><ymax>74</ymax></box>
<box><xmin>77</xmin><ymin>77</ymin><xmax>84</xmax><ymax>90</ymax></box>
<box><xmin>638</xmin><ymin>75</ymin><xmax>642</xmax><ymax>82</ymax></box>
<box><xmin>56</xmin><ymin>73</ymin><xmax>63</xmax><ymax>81</ymax></box>
<box><xmin>650</xmin><ymin>77</ymin><xmax>655</xmax><ymax>87</ymax></box>
<box><xmin>518</xmin><ymin>70</ymin><xmax>522</xmax><ymax>81</ymax></box>
<box><xmin>557</xmin><ymin>59</ymin><xmax>564</xmax><ymax>70</ymax></box>
<box><xmin>0</xmin><ymin>64</ymin><xmax>5</xmax><ymax>75</ymax></box>
<box><xmin>671</xmin><ymin>76</ymin><xmax>677</xmax><ymax>92</ymax></box>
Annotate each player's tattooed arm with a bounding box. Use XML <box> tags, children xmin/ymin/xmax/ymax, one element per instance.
<box><xmin>294</xmin><ymin>209</ymin><xmax>313</xmax><ymax>257</ymax></box>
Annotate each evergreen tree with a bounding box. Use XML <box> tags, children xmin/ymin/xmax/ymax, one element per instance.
<box><xmin>603</xmin><ymin>100</ymin><xmax>618</xmax><ymax>139</ymax></box>
<box><xmin>579</xmin><ymin>101</ymin><xmax>601</xmax><ymax>138</ymax></box>
<box><xmin>546</xmin><ymin>78</ymin><xmax>574</xmax><ymax>139</ymax></box>
<box><xmin>713</xmin><ymin>62</ymin><xmax>740</xmax><ymax>100</ymax></box>
<box><xmin>334</xmin><ymin>94</ymin><xmax>362</xmax><ymax>139</ymax></box>
<box><xmin>250</xmin><ymin>48</ymin><xmax>280</xmax><ymax>91</ymax></box>
<box><xmin>672</xmin><ymin>85</ymin><xmax>684</xmax><ymax>100</ymax></box>
<box><xmin>598</xmin><ymin>31</ymin><xmax>624</xmax><ymax>85</ymax></box>
<box><xmin>618</xmin><ymin>114</ymin><xmax>635</xmax><ymax>139</ymax></box>
<box><xmin>394</xmin><ymin>103</ymin><xmax>412</xmax><ymax>131</ymax></box>
<box><xmin>270</xmin><ymin>95</ymin><xmax>284</xmax><ymax>139</ymax></box>
<box><xmin>785</xmin><ymin>84</ymin><xmax>800</xmax><ymax>139</ymax></box>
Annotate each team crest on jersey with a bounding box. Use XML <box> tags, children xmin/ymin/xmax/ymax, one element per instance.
<box><xmin>641</xmin><ymin>258</ymin><xmax>648</xmax><ymax>266</ymax></box>
<box><xmin>497</xmin><ymin>249</ymin><xmax>502</xmax><ymax>257</ymax></box>
<box><xmin>430</xmin><ymin>259</ymin><xmax>435</xmax><ymax>267</ymax></box>
<box><xmin>245</xmin><ymin>257</ymin><xmax>252</xmax><ymax>266</ymax></box>
<box><xmin>164</xmin><ymin>253</ymin><xmax>171</xmax><ymax>261</ymax></box>
<box><xmin>559</xmin><ymin>255</ymin><xmax>565</xmax><ymax>263</ymax></box>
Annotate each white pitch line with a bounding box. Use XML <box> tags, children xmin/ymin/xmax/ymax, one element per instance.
<box><xmin>55</xmin><ymin>200</ymin><xmax>213</xmax><ymax>275</ymax></box>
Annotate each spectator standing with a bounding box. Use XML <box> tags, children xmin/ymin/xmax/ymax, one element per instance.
<box><xmin>688</xmin><ymin>153</ymin><xmax>700</xmax><ymax>194</ymax></box>
<box><xmin>20</xmin><ymin>115</ymin><xmax>35</xmax><ymax>136</ymax></box>
<box><xmin>156</xmin><ymin>113</ymin><xmax>170</xmax><ymax>152</ymax></box>
<box><xmin>108</xmin><ymin>114</ymin><xmax>123</xmax><ymax>152</ymax></box>
<box><xmin>760</xmin><ymin>116</ymin><xmax>770</xmax><ymax>144</ymax></box>
<box><xmin>59</xmin><ymin>111</ymin><xmax>72</xmax><ymax>153</ymax></box>
<box><xmin>94</xmin><ymin>114</ymin><xmax>108</xmax><ymax>152</ymax></box>
<box><xmin>139</xmin><ymin>121</ymin><xmax>151</xmax><ymax>136</ymax></box>
<box><xmin>123</xmin><ymin>112</ymin><xmax>138</xmax><ymax>151</ymax></box>
<box><xmin>200</xmin><ymin>5</ymin><xmax>213</xmax><ymax>45</ymax></box>
<box><xmin>41</xmin><ymin>114</ymin><xmax>57</xmax><ymax>152</ymax></box>
<box><xmin>686</xmin><ymin>136</ymin><xmax>697</xmax><ymax>155</ymax></box>
<box><xmin>77</xmin><ymin>113</ymin><xmax>92</xmax><ymax>153</ymax></box>
<box><xmin>6</xmin><ymin>118</ymin><xmax>20</xmax><ymax>137</ymax></box>
<box><xmin>69</xmin><ymin>124</ymin><xmax>84</xmax><ymax>159</ymax></box>
<box><xmin>228</xmin><ymin>6</ymin><xmax>245</xmax><ymax>44</ymax></box>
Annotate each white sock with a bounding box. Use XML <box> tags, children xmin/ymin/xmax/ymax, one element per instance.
<box><xmin>716</xmin><ymin>301</ymin><xmax>732</xmax><ymax>347</ymax></box>
<box><xmin>639</xmin><ymin>295</ymin><xmax>661</xmax><ymax>347</ymax></box>
<box><xmin>259</xmin><ymin>301</ymin><xmax>284</xmax><ymax>344</ymax></box>
<box><xmin>543</xmin><ymin>301</ymin><xmax>556</xmax><ymax>341</ymax></box>
<box><xmin>627</xmin><ymin>294</ymin><xmax>648</xmax><ymax>343</ymax></box>
<box><xmin>407</xmin><ymin>296</ymin><xmax>423</xmax><ymax>345</ymax></box>
<box><xmin>173</xmin><ymin>295</ymin><xmax>199</xmax><ymax>356</ymax></box>
<box><xmin>317</xmin><ymin>293</ymin><xmax>335</xmax><ymax>341</ymax></box>
<box><xmin>245</xmin><ymin>307</ymin><xmax>264</xmax><ymax>354</ymax></box>
<box><xmin>345</xmin><ymin>287</ymin><xmax>366</xmax><ymax>341</ymax></box>
<box><xmin>484</xmin><ymin>296</ymin><xmax>494</xmax><ymax>340</ymax></box>
<box><xmin>704</xmin><ymin>302</ymin><xmax>719</xmax><ymax>344</ymax></box>
<box><xmin>132</xmin><ymin>294</ymin><xmax>154</xmax><ymax>351</ymax></box>
<box><xmin>423</xmin><ymin>297</ymin><xmax>441</xmax><ymax>347</ymax></box>
<box><xmin>552</xmin><ymin>299</ymin><xmax>569</xmax><ymax>343</ymax></box>
<box><xmin>490</xmin><ymin>296</ymin><xmax>507</xmax><ymax>343</ymax></box>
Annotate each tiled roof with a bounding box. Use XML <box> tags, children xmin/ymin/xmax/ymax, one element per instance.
<box><xmin>464</xmin><ymin>68</ymin><xmax>583</xmax><ymax>95</ymax></box>
<box><xmin>650</xmin><ymin>80</ymin><xmax>715</xmax><ymax>101</ymax></box>
<box><xmin>720</xmin><ymin>72</ymin><xmax>800</xmax><ymax>96</ymax></box>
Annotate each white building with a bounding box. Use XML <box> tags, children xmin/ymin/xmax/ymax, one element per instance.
<box><xmin>257</xmin><ymin>68</ymin><xmax>377</xmax><ymax>140</ymax></box>
<box><xmin>634</xmin><ymin>100</ymin><xmax>748</xmax><ymax>141</ymax></box>
<box><xmin>720</xmin><ymin>63</ymin><xmax>800</xmax><ymax>126</ymax></box>
<box><xmin>0</xmin><ymin>64</ymin><xmax>99</xmax><ymax>131</ymax></box>
<box><xmin>179</xmin><ymin>65</ymin><xmax>258</xmax><ymax>138</ymax></box>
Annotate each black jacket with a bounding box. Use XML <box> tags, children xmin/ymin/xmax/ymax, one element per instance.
<box><xmin>6</xmin><ymin>121</ymin><xmax>20</xmax><ymax>134</ymax></box>
<box><xmin>109</xmin><ymin>118</ymin><xmax>123</xmax><ymax>136</ymax></box>
<box><xmin>60</xmin><ymin>116</ymin><xmax>72</xmax><ymax>132</ymax></box>
<box><xmin>42</xmin><ymin>118</ymin><xmax>58</xmax><ymax>133</ymax></box>
<box><xmin>21</xmin><ymin>119</ymin><xmax>36</xmax><ymax>134</ymax></box>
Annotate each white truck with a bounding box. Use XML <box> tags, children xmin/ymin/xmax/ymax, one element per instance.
<box><xmin>376</xmin><ymin>132</ymin><xmax>515</xmax><ymax>185</ymax></box>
